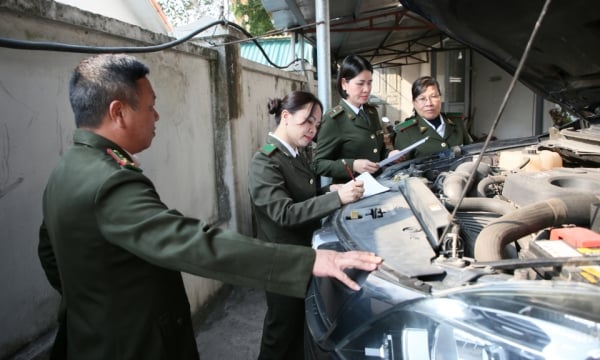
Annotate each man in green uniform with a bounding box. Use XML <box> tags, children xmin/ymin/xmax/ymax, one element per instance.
<box><xmin>38</xmin><ymin>54</ymin><xmax>382</xmax><ymax>360</ymax></box>
<box><xmin>394</xmin><ymin>76</ymin><xmax>472</xmax><ymax>159</ymax></box>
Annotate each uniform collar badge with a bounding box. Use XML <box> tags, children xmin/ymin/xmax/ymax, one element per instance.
<box><xmin>106</xmin><ymin>148</ymin><xmax>143</xmax><ymax>172</ymax></box>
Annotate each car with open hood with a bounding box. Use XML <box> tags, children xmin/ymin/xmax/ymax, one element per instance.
<box><xmin>305</xmin><ymin>1</ymin><xmax>600</xmax><ymax>359</ymax></box>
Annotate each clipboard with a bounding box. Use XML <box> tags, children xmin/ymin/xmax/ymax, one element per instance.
<box><xmin>378</xmin><ymin>136</ymin><xmax>429</xmax><ymax>167</ymax></box>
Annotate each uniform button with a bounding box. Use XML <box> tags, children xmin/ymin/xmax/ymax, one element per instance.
<box><xmin>373</xmin><ymin>149</ymin><xmax>378</xmax><ymax>153</ymax></box>
<box><xmin>370</xmin><ymin>134</ymin><xmax>375</xmax><ymax>139</ymax></box>
<box><xmin>441</xmin><ymin>142</ymin><xmax>447</xmax><ymax>148</ymax></box>
<box><xmin>310</xmin><ymin>178</ymin><xmax>314</xmax><ymax>184</ymax></box>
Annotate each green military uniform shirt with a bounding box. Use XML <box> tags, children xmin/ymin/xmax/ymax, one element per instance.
<box><xmin>248</xmin><ymin>134</ymin><xmax>342</xmax><ymax>246</ymax></box>
<box><xmin>393</xmin><ymin>113</ymin><xmax>472</xmax><ymax>159</ymax></box>
<box><xmin>38</xmin><ymin>129</ymin><xmax>316</xmax><ymax>360</ymax></box>
<box><xmin>313</xmin><ymin>100</ymin><xmax>387</xmax><ymax>183</ymax></box>
<box><xmin>248</xmin><ymin>134</ymin><xmax>342</xmax><ymax>359</ymax></box>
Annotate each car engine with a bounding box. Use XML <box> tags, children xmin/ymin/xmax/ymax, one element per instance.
<box><xmin>350</xmin><ymin>123</ymin><xmax>600</xmax><ymax>288</ymax></box>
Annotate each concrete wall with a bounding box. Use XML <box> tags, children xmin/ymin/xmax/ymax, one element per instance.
<box><xmin>0</xmin><ymin>1</ymin><xmax>310</xmax><ymax>357</ymax></box>
<box><xmin>231</xmin><ymin>60</ymin><xmax>312</xmax><ymax>236</ymax></box>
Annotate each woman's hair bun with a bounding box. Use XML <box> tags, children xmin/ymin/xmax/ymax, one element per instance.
<box><xmin>267</xmin><ymin>98</ymin><xmax>282</xmax><ymax>115</ymax></box>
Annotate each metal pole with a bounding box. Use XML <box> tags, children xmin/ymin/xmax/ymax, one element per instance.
<box><xmin>290</xmin><ymin>32</ymin><xmax>296</xmax><ymax>69</ymax></box>
<box><xmin>315</xmin><ymin>0</ymin><xmax>331</xmax><ymax>110</ymax></box>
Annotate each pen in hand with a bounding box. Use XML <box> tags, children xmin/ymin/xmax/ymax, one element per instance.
<box><xmin>341</xmin><ymin>159</ymin><xmax>356</xmax><ymax>182</ymax></box>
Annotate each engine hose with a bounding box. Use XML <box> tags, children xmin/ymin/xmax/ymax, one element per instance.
<box><xmin>443</xmin><ymin>162</ymin><xmax>513</xmax><ymax>215</ymax></box>
<box><xmin>442</xmin><ymin>162</ymin><xmax>492</xmax><ymax>199</ymax></box>
<box><xmin>476</xmin><ymin>175</ymin><xmax>506</xmax><ymax>197</ymax></box>
<box><xmin>474</xmin><ymin>194</ymin><xmax>600</xmax><ymax>261</ymax></box>
<box><xmin>445</xmin><ymin>197</ymin><xmax>516</xmax><ymax>216</ymax></box>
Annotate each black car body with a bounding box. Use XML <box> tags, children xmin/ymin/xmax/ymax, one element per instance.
<box><xmin>305</xmin><ymin>1</ymin><xmax>600</xmax><ymax>359</ymax></box>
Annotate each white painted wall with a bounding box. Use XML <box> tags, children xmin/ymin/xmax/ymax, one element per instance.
<box><xmin>371</xmin><ymin>67</ymin><xmax>403</xmax><ymax>123</ymax></box>
<box><xmin>56</xmin><ymin>0</ymin><xmax>171</xmax><ymax>34</ymax></box>
<box><xmin>470</xmin><ymin>53</ymin><xmax>536</xmax><ymax>139</ymax></box>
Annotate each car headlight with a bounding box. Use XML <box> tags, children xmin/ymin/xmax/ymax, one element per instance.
<box><xmin>336</xmin><ymin>297</ymin><xmax>600</xmax><ymax>360</ymax></box>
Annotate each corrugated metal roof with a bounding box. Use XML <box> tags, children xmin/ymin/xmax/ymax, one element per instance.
<box><xmin>260</xmin><ymin>0</ymin><xmax>449</xmax><ymax>69</ymax></box>
<box><xmin>240</xmin><ymin>37</ymin><xmax>314</xmax><ymax>69</ymax></box>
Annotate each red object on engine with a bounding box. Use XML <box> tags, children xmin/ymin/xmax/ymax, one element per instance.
<box><xmin>550</xmin><ymin>227</ymin><xmax>600</xmax><ymax>248</ymax></box>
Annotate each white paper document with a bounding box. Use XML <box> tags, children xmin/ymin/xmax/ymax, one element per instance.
<box><xmin>378</xmin><ymin>136</ymin><xmax>429</xmax><ymax>167</ymax></box>
<box><xmin>346</xmin><ymin>172</ymin><xmax>390</xmax><ymax>198</ymax></box>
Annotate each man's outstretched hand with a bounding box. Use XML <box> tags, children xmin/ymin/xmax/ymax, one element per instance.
<box><xmin>313</xmin><ymin>250</ymin><xmax>383</xmax><ymax>291</ymax></box>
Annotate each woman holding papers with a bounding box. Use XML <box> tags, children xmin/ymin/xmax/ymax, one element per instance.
<box><xmin>393</xmin><ymin>76</ymin><xmax>472</xmax><ymax>159</ymax></box>
<box><xmin>313</xmin><ymin>54</ymin><xmax>399</xmax><ymax>183</ymax></box>
<box><xmin>248</xmin><ymin>91</ymin><xmax>365</xmax><ymax>360</ymax></box>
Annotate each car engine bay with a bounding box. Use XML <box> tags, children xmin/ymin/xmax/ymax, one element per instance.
<box><xmin>305</xmin><ymin>1</ymin><xmax>600</xmax><ymax>357</ymax></box>
<box><xmin>329</xmin><ymin>123</ymin><xmax>600</xmax><ymax>292</ymax></box>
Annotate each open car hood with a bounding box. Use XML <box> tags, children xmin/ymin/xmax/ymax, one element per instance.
<box><xmin>400</xmin><ymin>0</ymin><xmax>600</xmax><ymax>123</ymax></box>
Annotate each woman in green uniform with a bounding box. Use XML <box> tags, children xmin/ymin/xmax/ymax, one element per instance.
<box><xmin>248</xmin><ymin>91</ymin><xmax>365</xmax><ymax>359</ymax></box>
<box><xmin>393</xmin><ymin>76</ymin><xmax>472</xmax><ymax>159</ymax></box>
<box><xmin>313</xmin><ymin>54</ymin><xmax>398</xmax><ymax>183</ymax></box>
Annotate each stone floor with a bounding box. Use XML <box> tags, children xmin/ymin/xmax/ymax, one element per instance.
<box><xmin>196</xmin><ymin>286</ymin><xmax>267</xmax><ymax>360</ymax></box>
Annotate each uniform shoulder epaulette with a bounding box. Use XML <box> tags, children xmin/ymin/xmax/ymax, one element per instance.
<box><xmin>106</xmin><ymin>148</ymin><xmax>142</xmax><ymax>172</ymax></box>
<box><xmin>326</xmin><ymin>105</ymin><xmax>344</xmax><ymax>118</ymax></box>
<box><xmin>260</xmin><ymin>143</ymin><xmax>278</xmax><ymax>156</ymax></box>
<box><xmin>395</xmin><ymin>118</ymin><xmax>418</xmax><ymax>132</ymax></box>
